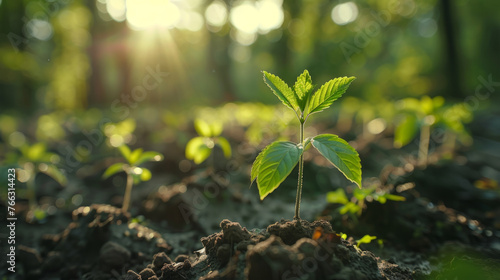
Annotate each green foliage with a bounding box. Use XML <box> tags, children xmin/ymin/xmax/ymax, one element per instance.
<box><xmin>185</xmin><ymin>118</ymin><xmax>231</xmax><ymax>164</ymax></box>
<box><xmin>103</xmin><ymin>144</ymin><xmax>163</xmax><ymax>184</ymax></box>
<box><xmin>356</xmin><ymin>235</ymin><xmax>377</xmax><ymax>247</ymax></box>
<box><xmin>252</xmin><ymin>141</ymin><xmax>303</xmax><ymax>199</ymax></box>
<box><xmin>103</xmin><ymin>144</ymin><xmax>163</xmax><ymax>212</ymax></box>
<box><xmin>312</xmin><ymin>134</ymin><xmax>361</xmax><ymax>187</ymax></box>
<box><xmin>12</xmin><ymin>141</ymin><xmax>67</xmax><ymax>186</ymax></box>
<box><xmin>326</xmin><ymin>186</ymin><xmax>405</xmax><ymax>216</ymax></box>
<box><xmin>252</xmin><ymin>70</ymin><xmax>361</xmax><ymax>219</ymax></box>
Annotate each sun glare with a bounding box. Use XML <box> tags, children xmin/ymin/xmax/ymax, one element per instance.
<box><xmin>331</xmin><ymin>2</ymin><xmax>359</xmax><ymax>26</ymax></box>
<box><xmin>126</xmin><ymin>0</ymin><xmax>181</xmax><ymax>30</ymax></box>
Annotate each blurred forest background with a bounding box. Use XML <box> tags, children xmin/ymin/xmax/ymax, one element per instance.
<box><xmin>0</xmin><ymin>0</ymin><xmax>499</xmax><ymax>176</ymax></box>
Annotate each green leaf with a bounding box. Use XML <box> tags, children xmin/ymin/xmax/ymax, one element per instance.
<box><xmin>312</xmin><ymin>134</ymin><xmax>362</xmax><ymax>188</ymax></box>
<box><xmin>339</xmin><ymin>202</ymin><xmax>361</xmax><ymax>215</ymax></box>
<box><xmin>306</xmin><ymin>77</ymin><xmax>355</xmax><ymax>117</ymax></box>
<box><xmin>129</xmin><ymin>148</ymin><xmax>143</xmax><ymax>165</ymax></box>
<box><xmin>135</xmin><ymin>151</ymin><xmax>163</xmax><ymax>166</ymax></box>
<box><xmin>103</xmin><ymin>163</ymin><xmax>125</xmax><ymax>179</ymax></box>
<box><xmin>394</xmin><ymin>114</ymin><xmax>418</xmax><ymax>148</ymax></box>
<box><xmin>377</xmin><ymin>193</ymin><xmax>406</xmax><ymax>204</ymax></box>
<box><xmin>251</xmin><ymin>145</ymin><xmax>269</xmax><ymax>185</ymax></box>
<box><xmin>356</xmin><ymin>235</ymin><xmax>377</xmax><ymax>247</ymax></box>
<box><xmin>119</xmin><ymin>145</ymin><xmax>131</xmax><ymax>160</ymax></box>
<box><xmin>194</xmin><ymin>145</ymin><xmax>212</xmax><ymax>164</ymax></box>
<box><xmin>140</xmin><ymin>167</ymin><xmax>152</xmax><ymax>181</ymax></box>
<box><xmin>194</xmin><ymin>119</ymin><xmax>212</xmax><ymax>137</ymax></box>
<box><xmin>326</xmin><ymin>188</ymin><xmax>349</xmax><ymax>204</ymax></box>
<box><xmin>26</xmin><ymin>143</ymin><xmax>46</xmax><ymax>161</ymax></box>
<box><xmin>186</xmin><ymin>137</ymin><xmax>212</xmax><ymax>163</ymax></box>
<box><xmin>294</xmin><ymin>70</ymin><xmax>314</xmax><ymax>111</ymax></box>
<box><xmin>263</xmin><ymin>71</ymin><xmax>299</xmax><ymax>113</ymax></box>
<box><xmin>256</xmin><ymin>141</ymin><xmax>303</xmax><ymax>200</ymax></box>
<box><xmin>42</xmin><ymin>164</ymin><xmax>67</xmax><ymax>186</ymax></box>
<box><xmin>209</xmin><ymin>122</ymin><xmax>223</xmax><ymax>137</ymax></box>
<box><xmin>216</xmin><ymin>137</ymin><xmax>232</xmax><ymax>159</ymax></box>
<box><xmin>353</xmin><ymin>187</ymin><xmax>375</xmax><ymax>201</ymax></box>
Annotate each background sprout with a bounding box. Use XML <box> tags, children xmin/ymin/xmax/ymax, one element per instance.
<box><xmin>11</xmin><ymin>141</ymin><xmax>67</xmax><ymax>221</ymax></box>
<box><xmin>185</xmin><ymin>118</ymin><xmax>232</xmax><ymax>165</ymax></box>
<box><xmin>102</xmin><ymin>144</ymin><xmax>163</xmax><ymax>213</ymax></box>
<box><xmin>251</xmin><ymin>70</ymin><xmax>362</xmax><ymax>220</ymax></box>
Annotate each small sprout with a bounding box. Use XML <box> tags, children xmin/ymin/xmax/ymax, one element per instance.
<box><xmin>103</xmin><ymin>144</ymin><xmax>163</xmax><ymax>213</ymax></box>
<box><xmin>185</xmin><ymin>118</ymin><xmax>231</xmax><ymax>165</ymax></box>
<box><xmin>356</xmin><ymin>235</ymin><xmax>377</xmax><ymax>248</ymax></box>
<box><xmin>252</xmin><ymin>70</ymin><xmax>361</xmax><ymax>220</ymax></box>
<box><xmin>7</xmin><ymin>140</ymin><xmax>67</xmax><ymax>221</ymax></box>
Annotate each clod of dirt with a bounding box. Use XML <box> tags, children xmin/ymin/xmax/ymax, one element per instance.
<box><xmin>139</xmin><ymin>268</ymin><xmax>156</xmax><ymax>279</ymax></box>
<box><xmin>201</xmin><ymin>219</ymin><xmax>253</xmax><ymax>256</ymax></box>
<box><xmin>99</xmin><ymin>241</ymin><xmax>131</xmax><ymax>267</ymax></box>
<box><xmin>153</xmin><ymin>252</ymin><xmax>173</xmax><ymax>270</ymax></box>
<box><xmin>124</xmin><ymin>270</ymin><xmax>141</xmax><ymax>280</ymax></box>
<box><xmin>267</xmin><ymin>219</ymin><xmax>333</xmax><ymax>245</ymax></box>
<box><xmin>18</xmin><ymin>245</ymin><xmax>43</xmax><ymax>270</ymax></box>
<box><xmin>30</xmin><ymin>204</ymin><xmax>172</xmax><ymax>278</ymax></box>
<box><xmin>126</xmin><ymin>219</ymin><xmax>417</xmax><ymax>279</ymax></box>
<box><xmin>161</xmin><ymin>259</ymin><xmax>192</xmax><ymax>280</ymax></box>
<box><xmin>141</xmin><ymin>183</ymin><xmax>197</xmax><ymax>229</ymax></box>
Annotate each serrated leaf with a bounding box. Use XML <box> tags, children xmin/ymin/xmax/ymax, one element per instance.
<box><xmin>103</xmin><ymin>163</ymin><xmax>125</xmax><ymax>179</ymax></box>
<box><xmin>135</xmin><ymin>151</ymin><xmax>163</xmax><ymax>166</ymax></box>
<box><xmin>119</xmin><ymin>145</ymin><xmax>131</xmax><ymax>160</ymax></box>
<box><xmin>251</xmin><ymin>145</ymin><xmax>269</xmax><ymax>185</ymax></box>
<box><xmin>216</xmin><ymin>137</ymin><xmax>232</xmax><ymax>159</ymax></box>
<box><xmin>394</xmin><ymin>114</ymin><xmax>418</xmax><ymax>148</ymax></box>
<box><xmin>294</xmin><ymin>70</ymin><xmax>314</xmax><ymax>111</ymax></box>
<box><xmin>263</xmin><ymin>71</ymin><xmax>299</xmax><ymax>113</ymax></box>
<box><xmin>312</xmin><ymin>134</ymin><xmax>362</xmax><ymax>188</ymax></box>
<box><xmin>256</xmin><ymin>141</ymin><xmax>303</xmax><ymax>200</ymax></box>
<box><xmin>42</xmin><ymin>164</ymin><xmax>67</xmax><ymax>186</ymax></box>
<box><xmin>306</xmin><ymin>77</ymin><xmax>355</xmax><ymax>117</ymax></box>
<box><xmin>140</xmin><ymin>167</ymin><xmax>152</xmax><ymax>181</ymax></box>
<box><xmin>194</xmin><ymin>119</ymin><xmax>212</xmax><ymax>137</ymax></box>
<box><xmin>129</xmin><ymin>148</ymin><xmax>143</xmax><ymax>165</ymax></box>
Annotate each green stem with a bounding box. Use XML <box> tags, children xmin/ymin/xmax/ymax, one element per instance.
<box><xmin>418</xmin><ymin>123</ymin><xmax>430</xmax><ymax>167</ymax></box>
<box><xmin>122</xmin><ymin>173</ymin><xmax>134</xmax><ymax>213</ymax></box>
<box><xmin>27</xmin><ymin>175</ymin><xmax>36</xmax><ymax>211</ymax></box>
<box><xmin>294</xmin><ymin>120</ymin><xmax>305</xmax><ymax>220</ymax></box>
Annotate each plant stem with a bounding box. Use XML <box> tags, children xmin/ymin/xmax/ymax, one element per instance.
<box><xmin>418</xmin><ymin>123</ymin><xmax>430</xmax><ymax>167</ymax></box>
<box><xmin>27</xmin><ymin>175</ymin><xmax>36</xmax><ymax>211</ymax></box>
<box><xmin>122</xmin><ymin>173</ymin><xmax>133</xmax><ymax>213</ymax></box>
<box><xmin>294</xmin><ymin>120</ymin><xmax>305</xmax><ymax>220</ymax></box>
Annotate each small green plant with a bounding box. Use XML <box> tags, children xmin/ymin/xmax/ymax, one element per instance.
<box><xmin>251</xmin><ymin>70</ymin><xmax>362</xmax><ymax>220</ymax></box>
<box><xmin>103</xmin><ymin>144</ymin><xmax>163</xmax><ymax>212</ymax></box>
<box><xmin>185</xmin><ymin>118</ymin><xmax>231</xmax><ymax>165</ymax></box>
<box><xmin>394</xmin><ymin>96</ymin><xmax>472</xmax><ymax>166</ymax></box>
<box><xmin>326</xmin><ymin>186</ymin><xmax>405</xmax><ymax>216</ymax></box>
<box><xmin>7</xmin><ymin>141</ymin><xmax>67</xmax><ymax>221</ymax></box>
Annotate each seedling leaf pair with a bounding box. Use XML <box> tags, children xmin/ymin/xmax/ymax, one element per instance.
<box><xmin>186</xmin><ymin>119</ymin><xmax>231</xmax><ymax>164</ymax></box>
<box><xmin>253</xmin><ymin>70</ymin><xmax>361</xmax><ymax>219</ymax></box>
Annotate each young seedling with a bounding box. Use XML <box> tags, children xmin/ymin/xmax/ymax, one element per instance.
<box><xmin>394</xmin><ymin>96</ymin><xmax>471</xmax><ymax>167</ymax></box>
<box><xmin>8</xmin><ymin>141</ymin><xmax>67</xmax><ymax>221</ymax></box>
<box><xmin>326</xmin><ymin>186</ymin><xmax>405</xmax><ymax>217</ymax></box>
<box><xmin>251</xmin><ymin>70</ymin><xmax>362</xmax><ymax>220</ymax></box>
<box><xmin>103</xmin><ymin>144</ymin><xmax>163</xmax><ymax>212</ymax></box>
<box><xmin>185</xmin><ymin>118</ymin><xmax>231</xmax><ymax>165</ymax></box>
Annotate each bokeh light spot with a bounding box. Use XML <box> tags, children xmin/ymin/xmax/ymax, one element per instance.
<box><xmin>331</xmin><ymin>2</ymin><xmax>358</xmax><ymax>26</ymax></box>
